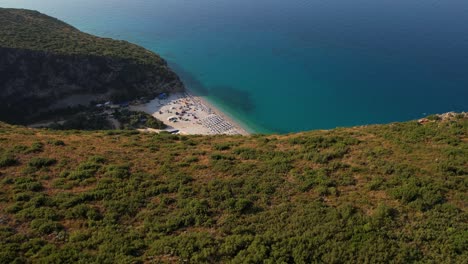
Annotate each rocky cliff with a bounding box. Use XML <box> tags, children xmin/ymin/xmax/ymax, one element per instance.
<box><xmin>0</xmin><ymin>8</ymin><xmax>184</xmax><ymax>124</ymax></box>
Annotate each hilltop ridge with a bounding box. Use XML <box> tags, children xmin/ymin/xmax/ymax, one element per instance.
<box><xmin>0</xmin><ymin>114</ymin><xmax>466</xmax><ymax>262</ymax></box>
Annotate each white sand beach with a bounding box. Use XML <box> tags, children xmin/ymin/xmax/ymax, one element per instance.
<box><xmin>130</xmin><ymin>92</ymin><xmax>249</xmax><ymax>135</ymax></box>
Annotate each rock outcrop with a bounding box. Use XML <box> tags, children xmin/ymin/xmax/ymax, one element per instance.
<box><xmin>0</xmin><ymin>47</ymin><xmax>183</xmax><ymax>123</ymax></box>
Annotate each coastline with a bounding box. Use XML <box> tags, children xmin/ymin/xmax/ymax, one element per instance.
<box><xmin>130</xmin><ymin>90</ymin><xmax>250</xmax><ymax>136</ymax></box>
<box><xmin>185</xmin><ymin>90</ymin><xmax>251</xmax><ymax>135</ymax></box>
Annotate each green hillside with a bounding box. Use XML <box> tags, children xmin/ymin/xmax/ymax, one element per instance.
<box><xmin>0</xmin><ymin>8</ymin><xmax>183</xmax><ymax>125</ymax></box>
<box><xmin>0</xmin><ymin>8</ymin><xmax>162</xmax><ymax>65</ymax></box>
<box><xmin>0</xmin><ymin>114</ymin><xmax>466</xmax><ymax>263</ymax></box>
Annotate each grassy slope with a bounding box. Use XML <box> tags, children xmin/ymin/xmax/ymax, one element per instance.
<box><xmin>0</xmin><ymin>8</ymin><xmax>163</xmax><ymax>65</ymax></box>
<box><xmin>0</xmin><ymin>117</ymin><xmax>466</xmax><ymax>263</ymax></box>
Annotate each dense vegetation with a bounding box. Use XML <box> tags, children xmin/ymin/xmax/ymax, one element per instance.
<box><xmin>114</xmin><ymin>110</ymin><xmax>167</xmax><ymax>130</ymax></box>
<box><xmin>48</xmin><ymin>113</ymin><xmax>113</xmax><ymax>131</ymax></box>
<box><xmin>47</xmin><ymin>109</ymin><xmax>166</xmax><ymax>130</ymax></box>
<box><xmin>0</xmin><ymin>8</ymin><xmax>163</xmax><ymax>65</ymax></box>
<box><xmin>0</xmin><ymin>115</ymin><xmax>466</xmax><ymax>263</ymax></box>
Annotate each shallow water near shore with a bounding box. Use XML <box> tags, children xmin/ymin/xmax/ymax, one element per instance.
<box><xmin>3</xmin><ymin>0</ymin><xmax>468</xmax><ymax>133</ymax></box>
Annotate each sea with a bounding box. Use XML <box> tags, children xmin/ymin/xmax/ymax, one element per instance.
<box><xmin>2</xmin><ymin>0</ymin><xmax>468</xmax><ymax>133</ymax></box>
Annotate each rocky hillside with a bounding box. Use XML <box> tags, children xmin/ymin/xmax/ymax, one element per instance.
<box><xmin>0</xmin><ymin>114</ymin><xmax>466</xmax><ymax>263</ymax></box>
<box><xmin>0</xmin><ymin>8</ymin><xmax>183</xmax><ymax>124</ymax></box>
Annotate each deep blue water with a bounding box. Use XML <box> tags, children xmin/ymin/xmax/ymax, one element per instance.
<box><xmin>2</xmin><ymin>0</ymin><xmax>468</xmax><ymax>133</ymax></box>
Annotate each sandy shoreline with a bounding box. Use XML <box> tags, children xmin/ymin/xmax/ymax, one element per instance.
<box><xmin>189</xmin><ymin>92</ymin><xmax>251</xmax><ymax>135</ymax></box>
<box><xmin>130</xmin><ymin>91</ymin><xmax>250</xmax><ymax>135</ymax></box>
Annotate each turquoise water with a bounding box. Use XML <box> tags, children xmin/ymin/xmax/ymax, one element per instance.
<box><xmin>2</xmin><ymin>0</ymin><xmax>468</xmax><ymax>133</ymax></box>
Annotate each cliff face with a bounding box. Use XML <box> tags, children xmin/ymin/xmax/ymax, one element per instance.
<box><xmin>0</xmin><ymin>8</ymin><xmax>184</xmax><ymax>124</ymax></box>
<box><xmin>0</xmin><ymin>47</ymin><xmax>183</xmax><ymax>123</ymax></box>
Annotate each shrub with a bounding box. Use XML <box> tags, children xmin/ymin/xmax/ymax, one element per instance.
<box><xmin>214</xmin><ymin>143</ymin><xmax>232</xmax><ymax>151</ymax></box>
<box><xmin>104</xmin><ymin>164</ymin><xmax>130</xmax><ymax>179</ymax></box>
<box><xmin>266</xmin><ymin>157</ymin><xmax>293</xmax><ymax>174</ymax></box>
<box><xmin>66</xmin><ymin>204</ymin><xmax>101</xmax><ymax>220</ymax></box>
<box><xmin>5</xmin><ymin>203</ymin><xmax>22</xmax><ymax>213</ymax></box>
<box><xmin>296</xmin><ymin>169</ymin><xmax>336</xmax><ymax>192</ymax></box>
<box><xmin>25</xmin><ymin>142</ymin><xmax>44</xmax><ymax>153</ymax></box>
<box><xmin>391</xmin><ymin>179</ymin><xmax>445</xmax><ymax>211</ymax></box>
<box><xmin>48</xmin><ymin>140</ymin><xmax>65</xmax><ymax>146</ymax></box>
<box><xmin>14</xmin><ymin>192</ymin><xmax>31</xmax><ymax>202</ymax></box>
<box><xmin>232</xmin><ymin>199</ymin><xmax>253</xmax><ymax>214</ymax></box>
<box><xmin>14</xmin><ymin>178</ymin><xmax>43</xmax><ymax>192</ymax></box>
<box><xmin>68</xmin><ymin>170</ymin><xmax>94</xmax><ymax>181</ymax></box>
<box><xmin>69</xmin><ymin>231</ymin><xmax>91</xmax><ymax>243</ymax></box>
<box><xmin>184</xmin><ymin>156</ymin><xmax>199</xmax><ymax>163</ymax></box>
<box><xmin>366</xmin><ymin>176</ymin><xmax>385</xmax><ymax>191</ymax></box>
<box><xmin>28</xmin><ymin>157</ymin><xmax>57</xmax><ymax>169</ymax></box>
<box><xmin>372</xmin><ymin>204</ymin><xmax>398</xmax><ymax>226</ymax></box>
<box><xmin>335</xmin><ymin>172</ymin><xmax>356</xmax><ymax>186</ymax></box>
<box><xmin>30</xmin><ymin>219</ymin><xmax>62</xmax><ymax>235</ymax></box>
<box><xmin>438</xmin><ymin>160</ymin><xmax>467</xmax><ymax>176</ymax></box>
<box><xmin>0</xmin><ymin>154</ymin><xmax>18</xmax><ymax>168</ymax></box>
<box><xmin>87</xmin><ymin>155</ymin><xmax>106</xmax><ymax>164</ymax></box>
<box><xmin>211</xmin><ymin>153</ymin><xmax>234</xmax><ymax>161</ymax></box>
<box><xmin>233</xmin><ymin>147</ymin><xmax>259</xmax><ymax>160</ymax></box>
<box><xmin>11</xmin><ymin>145</ymin><xmax>28</xmax><ymax>153</ymax></box>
